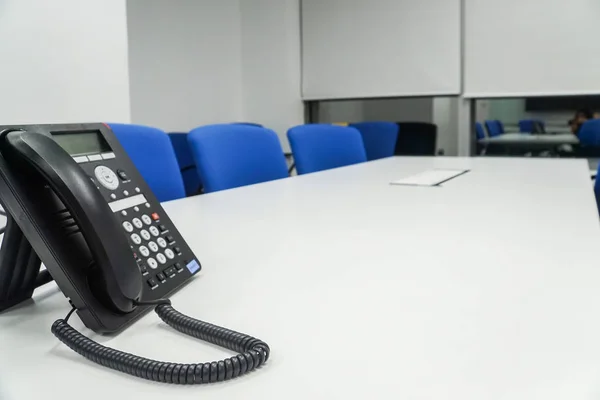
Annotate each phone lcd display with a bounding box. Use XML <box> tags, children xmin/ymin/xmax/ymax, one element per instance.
<box><xmin>51</xmin><ymin>130</ymin><xmax>111</xmax><ymax>156</ymax></box>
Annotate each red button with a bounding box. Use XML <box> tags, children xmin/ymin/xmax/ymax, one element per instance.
<box><xmin>151</xmin><ymin>212</ymin><xmax>160</xmax><ymax>220</ymax></box>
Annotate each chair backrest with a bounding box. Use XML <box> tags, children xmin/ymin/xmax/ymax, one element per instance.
<box><xmin>349</xmin><ymin>122</ymin><xmax>399</xmax><ymax>161</ymax></box>
<box><xmin>494</xmin><ymin>120</ymin><xmax>505</xmax><ymax>134</ymax></box>
<box><xmin>485</xmin><ymin>120</ymin><xmax>503</xmax><ymax>137</ymax></box>
<box><xmin>287</xmin><ymin>124</ymin><xmax>367</xmax><ymax>175</ymax></box>
<box><xmin>394</xmin><ymin>122</ymin><xmax>437</xmax><ymax>156</ymax></box>
<box><xmin>578</xmin><ymin>119</ymin><xmax>600</xmax><ymax>147</ymax></box>
<box><xmin>188</xmin><ymin>124</ymin><xmax>288</xmax><ymax>193</ymax></box>
<box><xmin>108</xmin><ymin>123</ymin><xmax>185</xmax><ymax>202</ymax></box>
<box><xmin>475</xmin><ymin>122</ymin><xmax>486</xmax><ymax>140</ymax></box>
<box><xmin>168</xmin><ymin>133</ymin><xmax>202</xmax><ymax>196</ymax></box>
<box><xmin>232</xmin><ymin>122</ymin><xmax>263</xmax><ymax>128</ymax></box>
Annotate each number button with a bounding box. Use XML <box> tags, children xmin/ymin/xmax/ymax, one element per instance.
<box><xmin>165</xmin><ymin>248</ymin><xmax>175</xmax><ymax>260</ymax></box>
<box><xmin>139</xmin><ymin>246</ymin><xmax>150</xmax><ymax>257</ymax></box>
<box><xmin>156</xmin><ymin>253</ymin><xmax>167</xmax><ymax>265</ymax></box>
<box><xmin>148</xmin><ymin>241</ymin><xmax>159</xmax><ymax>252</ymax></box>
<box><xmin>130</xmin><ymin>234</ymin><xmax>142</xmax><ymax>245</ymax></box>
<box><xmin>140</xmin><ymin>230</ymin><xmax>151</xmax><ymax>241</ymax></box>
<box><xmin>142</xmin><ymin>215</ymin><xmax>152</xmax><ymax>225</ymax></box>
<box><xmin>122</xmin><ymin>221</ymin><xmax>134</xmax><ymax>232</ymax></box>
<box><xmin>157</xmin><ymin>237</ymin><xmax>167</xmax><ymax>248</ymax></box>
<box><xmin>149</xmin><ymin>226</ymin><xmax>160</xmax><ymax>237</ymax></box>
<box><xmin>132</xmin><ymin>218</ymin><xmax>143</xmax><ymax>229</ymax></box>
<box><xmin>147</xmin><ymin>258</ymin><xmax>158</xmax><ymax>269</ymax></box>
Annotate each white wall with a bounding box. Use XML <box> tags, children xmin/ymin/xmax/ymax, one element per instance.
<box><xmin>464</xmin><ymin>0</ymin><xmax>600</xmax><ymax>98</ymax></box>
<box><xmin>433</xmin><ymin>98</ymin><xmax>459</xmax><ymax>156</ymax></box>
<box><xmin>127</xmin><ymin>0</ymin><xmax>244</xmax><ymax>132</ymax></box>
<box><xmin>240</xmin><ymin>0</ymin><xmax>304</xmax><ymax>152</ymax></box>
<box><xmin>302</xmin><ymin>0</ymin><xmax>462</xmax><ymax>99</ymax></box>
<box><xmin>0</xmin><ymin>0</ymin><xmax>130</xmax><ymax>124</ymax></box>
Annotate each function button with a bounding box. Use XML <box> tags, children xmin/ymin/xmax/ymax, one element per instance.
<box><xmin>157</xmin><ymin>237</ymin><xmax>167</xmax><ymax>248</ymax></box>
<box><xmin>140</xmin><ymin>230</ymin><xmax>151</xmax><ymax>240</ymax></box>
<box><xmin>94</xmin><ymin>166</ymin><xmax>119</xmax><ymax>190</ymax></box>
<box><xmin>134</xmin><ymin>206</ymin><xmax>140</xmax><ymax>212</ymax></box>
<box><xmin>156</xmin><ymin>253</ymin><xmax>167</xmax><ymax>265</ymax></box>
<box><xmin>117</xmin><ymin>169</ymin><xmax>129</xmax><ymax>181</ymax></box>
<box><xmin>158</xmin><ymin>224</ymin><xmax>167</xmax><ymax>232</ymax></box>
<box><xmin>148</xmin><ymin>241</ymin><xmax>159</xmax><ymax>252</ymax></box>
<box><xmin>121</xmin><ymin>210</ymin><xmax>128</xmax><ymax>217</ymax></box>
<box><xmin>130</xmin><ymin>233</ymin><xmax>142</xmax><ymax>245</ymax></box>
<box><xmin>110</xmin><ymin>193</ymin><xmax>117</xmax><ymax>200</ymax></box>
<box><xmin>165</xmin><ymin>248</ymin><xmax>175</xmax><ymax>259</ymax></box>
<box><xmin>142</xmin><ymin>215</ymin><xmax>152</xmax><ymax>225</ymax></box>
<box><xmin>135</xmin><ymin>187</ymin><xmax>141</xmax><ymax>193</ymax></box>
<box><xmin>123</xmin><ymin>190</ymin><xmax>129</xmax><ymax>196</ymax></box>
<box><xmin>139</xmin><ymin>246</ymin><xmax>150</xmax><ymax>257</ymax></box>
<box><xmin>101</xmin><ymin>152</ymin><xmax>116</xmax><ymax>160</ymax></box>
<box><xmin>151</xmin><ymin>213</ymin><xmax>160</xmax><ymax>221</ymax></box>
<box><xmin>122</xmin><ymin>221</ymin><xmax>134</xmax><ymax>232</ymax></box>
<box><xmin>164</xmin><ymin>267</ymin><xmax>177</xmax><ymax>278</ymax></box>
<box><xmin>149</xmin><ymin>226</ymin><xmax>160</xmax><ymax>237</ymax></box>
<box><xmin>166</xmin><ymin>235</ymin><xmax>175</xmax><ymax>243</ymax></box>
<box><xmin>156</xmin><ymin>272</ymin><xmax>166</xmax><ymax>282</ymax></box>
<box><xmin>73</xmin><ymin>155</ymin><xmax>89</xmax><ymax>163</ymax></box>
<box><xmin>88</xmin><ymin>154</ymin><xmax>103</xmax><ymax>162</ymax></box>
<box><xmin>147</xmin><ymin>277</ymin><xmax>158</xmax><ymax>289</ymax></box>
<box><xmin>139</xmin><ymin>263</ymin><xmax>148</xmax><ymax>275</ymax></box>
<box><xmin>132</xmin><ymin>218</ymin><xmax>143</xmax><ymax>229</ymax></box>
<box><xmin>174</xmin><ymin>247</ymin><xmax>182</xmax><ymax>255</ymax></box>
<box><xmin>147</xmin><ymin>257</ymin><xmax>158</xmax><ymax>269</ymax></box>
<box><xmin>145</xmin><ymin>203</ymin><xmax>151</xmax><ymax>208</ymax></box>
<box><xmin>174</xmin><ymin>262</ymin><xmax>184</xmax><ymax>272</ymax></box>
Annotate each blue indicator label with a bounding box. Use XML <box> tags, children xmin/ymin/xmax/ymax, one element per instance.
<box><xmin>186</xmin><ymin>259</ymin><xmax>200</xmax><ymax>274</ymax></box>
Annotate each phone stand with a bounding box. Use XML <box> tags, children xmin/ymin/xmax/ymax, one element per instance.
<box><xmin>0</xmin><ymin>213</ymin><xmax>49</xmax><ymax>312</ymax></box>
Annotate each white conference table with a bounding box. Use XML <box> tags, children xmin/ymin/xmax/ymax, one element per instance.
<box><xmin>479</xmin><ymin>133</ymin><xmax>579</xmax><ymax>146</ymax></box>
<box><xmin>2</xmin><ymin>156</ymin><xmax>600</xmax><ymax>399</ymax></box>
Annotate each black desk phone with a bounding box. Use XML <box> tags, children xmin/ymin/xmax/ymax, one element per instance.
<box><xmin>0</xmin><ymin>123</ymin><xmax>269</xmax><ymax>384</ymax></box>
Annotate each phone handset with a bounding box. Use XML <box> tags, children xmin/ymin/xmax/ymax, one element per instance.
<box><xmin>3</xmin><ymin>130</ymin><xmax>141</xmax><ymax>312</ymax></box>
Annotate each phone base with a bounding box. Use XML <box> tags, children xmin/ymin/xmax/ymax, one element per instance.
<box><xmin>0</xmin><ymin>214</ymin><xmax>45</xmax><ymax>312</ymax></box>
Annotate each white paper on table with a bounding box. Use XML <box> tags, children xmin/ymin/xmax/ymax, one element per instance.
<box><xmin>390</xmin><ymin>169</ymin><xmax>469</xmax><ymax>187</ymax></box>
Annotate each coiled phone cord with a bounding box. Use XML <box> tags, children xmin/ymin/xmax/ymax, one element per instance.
<box><xmin>51</xmin><ymin>299</ymin><xmax>270</xmax><ymax>384</ymax></box>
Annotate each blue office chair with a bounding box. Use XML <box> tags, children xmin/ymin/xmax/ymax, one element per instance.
<box><xmin>108</xmin><ymin>123</ymin><xmax>185</xmax><ymax>202</ymax></box>
<box><xmin>475</xmin><ymin>122</ymin><xmax>486</xmax><ymax>140</ymax></box>
<box><xmin>168</xmin><ymin>133</ymin><xmax>202</xmax><ymax>196</ymax></box>
<box><xmin>287</xmin><ymin>124</ymin><xmax>367</xmax><ymax>175</ymax></box>
<box><xmin>485</xmin><ymin>120</ymin><xmax>503</xmax><ymax>137</ymax></box>
<box><xmin>349</xmin><ymin>122</ymin><xmax>399</xmax><ymax>161</ymax></box>
<box><xmin>519</xmin><ymin>119</ymin><xmax>545</xmax><ymax>133</ymax></box>
<box><xmin>188</xmin><ymin>124</ymin><xmax>288</xmax><ymax>193</ymax></box>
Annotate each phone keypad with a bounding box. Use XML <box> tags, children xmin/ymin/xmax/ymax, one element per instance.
<box><xmin>118</xmin><ymin>203</ymin><xmax>191</xmax><ymax>291</ymax></box>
